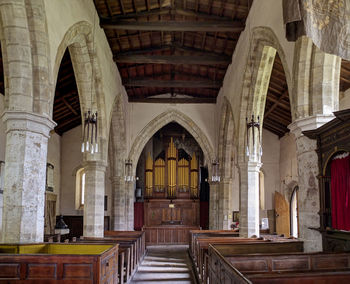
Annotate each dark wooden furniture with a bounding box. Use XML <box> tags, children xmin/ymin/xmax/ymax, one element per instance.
<box><xmin>304</xmin><ymin>109</ymin><xmax>350</xmax><ymax>252</ymax></box>
<box><xmin>77</xmin><ymin>231</ymin><xmax>146</xmax><ymax>284</ymax></box>
<box><xmin>144</xmin><ymin>225</ymin><xmax>198</xmax><ymax>245</ymax></box>
<box><xmin>143</xmin><ymin>199</ymin><xmax>200</xmax><ymax>245</ymax></box>
<box><xmin>0</xmin><ymin>243</ymin><xmax>118</xmax><ymax>283</ymax></box>
<box><xmin>189</xmin><ymin>229</ymin><xmax>239</xmax><ymax>258</ymax></box>
<box><xmin>194</xmin><ymin>237</ymin><xmax>303</xmax><ymax>283</ymax></box>
<box><xmin>209</xmin><ymin>244</ymin><xmax>350</xmax><ymax>284</ymax></box>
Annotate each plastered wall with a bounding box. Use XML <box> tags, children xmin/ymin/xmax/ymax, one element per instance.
<box><xmin>261</xmin><ymin>129</ymin><xmax>280</xmax><ymax>211</ymax></box>
<box><xmin>128</xmin><ymin>103</ymin><xmax>216</xmax><ymax>160</ymax></box>
<box><xmin>47</xmin><ymin>132</ymin><xmax>61</xmax><ymax>214</ymax></box>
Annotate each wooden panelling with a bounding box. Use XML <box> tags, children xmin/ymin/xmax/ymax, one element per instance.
<box><xmin>144</xmin><ymin>225</ymin><xmax>199</xmax><ymax>245</ymax></box>
<box><xmin>0</xmin><ymin>243</ymin><xmax>118</xmax><ymax>284</ymax></box>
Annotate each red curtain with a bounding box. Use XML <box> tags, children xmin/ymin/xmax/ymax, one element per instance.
<box><xmin>331</xmin><ymin>156</ymin><xmax>350</xmax><ymax>231</ymax></box>
<box><xmin>134</xmin><ymin>202</ymin><xmax>144</xmax><ymax>231</ymax></box>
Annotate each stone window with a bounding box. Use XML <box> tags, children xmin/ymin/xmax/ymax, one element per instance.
<box><xmin>75</xmin><ymin>168</ymin><xmax>85</xmax><ymax>210</ymax></box>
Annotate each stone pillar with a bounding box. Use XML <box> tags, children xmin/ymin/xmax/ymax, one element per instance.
<box><xmin>289</xmin><ymin>115</ymin><xmax>333</xmax><ymax>252</ymax></box>
<box><xmin>209</xmin><ymin>182</ymin><xmax>219</xmax><ymax>229</ymax></box>
<box><xmin>239</xmin><ymin>161</ymin><xmax>262</xmax><ymax>238</ymax></box>
<box><xmin>1</xmin><ymin>111</ymin><xmax>55</xmax><ymax>243</ymax></box>
<box><xmin>218</xmin><ymin>178</ymin><xmax>233</xmax><ymax>229</ymax></box>
<box><xmin>111</xmin><ymin>176</ymin><xmax>127</xmax><ymax>230</ymax></box>
<box><xmin>83</xmin><ymin>161</ymin><xmax>106</xmax><ymax>238</ymax></box>
<box><xmin>125</xmin><ymin>181</ymin><xmax>135</xmax><ymax>230</ymax></box>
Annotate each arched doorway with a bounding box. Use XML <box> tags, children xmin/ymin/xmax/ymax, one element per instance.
<box><xmin>134</xmin><ymin>122</ymin><xmax>208</xmax><ymax>244</ymax></box>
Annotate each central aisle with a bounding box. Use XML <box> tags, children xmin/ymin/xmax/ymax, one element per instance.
<box><xmin>130</xmin><ymin>245</ymin><xmax>196</xmax><ymax>284</ymax></box>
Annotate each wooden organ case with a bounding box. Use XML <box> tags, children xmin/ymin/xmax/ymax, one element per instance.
<box><xmin>143</xmin><ymin>138</ymin><xmax>200</xmax><ymax>245</ymax></box>
<box><xmin>303</xmin><ymin>109</ymin><xmax>350</xmax><ymax>252</ymax></box>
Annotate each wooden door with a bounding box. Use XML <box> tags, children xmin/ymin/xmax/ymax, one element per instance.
<box><xmin>274</xmin><ymin>191</ymin><xmax>290</xmax><ymax>237</ymax></box>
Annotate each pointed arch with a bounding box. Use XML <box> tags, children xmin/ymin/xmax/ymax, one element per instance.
<box><xmin>52</xmin><ymin>21</ymin><xmax>108</xmax><ymax>162</ymax></box>
<box><xmin>237</xmin><ymin>27</ymin><xmax>293</xmax><ymax>162</ymax></box>
<box><xmin>128</xmin><ymin>109</ymin><xmax>214</xmax><ymax>174</ymax></box>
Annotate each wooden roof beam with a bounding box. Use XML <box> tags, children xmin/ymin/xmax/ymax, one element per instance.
<box><xmin>124</xmin><ymin>78</ymin><xmax>221</xmax><ymax>88</ymax></box>
<box><xmin>128</xmin><ymin>97</ymin><xmax>216</xmax><ymax>103</ymax></box>
<box><xmin>101</xmin><ymin>20</ymin><xmax>245</xmax><ymax>32</ymax></box>
<box><xmin>264</xmin><ymin>90</ymin><xmax>288</xmax><ymax>118</ymax></box>
<box><xmin>115</xmin><ymin>54</ymin><xmax>231</xmax><ymax>65</ymax></box>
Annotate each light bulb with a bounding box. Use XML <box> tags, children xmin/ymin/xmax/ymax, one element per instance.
<box><xmin>95</xmin><ymin>144</ymin><xmax>98</xmax><ymax>153</ymax></box>
<box><xmin>259</xmin><ymin>145</ymin><xmax>263</xmax><ymax>156</ymax></box>
<box><xmin>86</xmin><ymin>141</ymin><xmax>90</xmax><ymax>151</ymax></box>
<box><xmin>91</xmin><ymin>145</ymin><xmax>94</xmax><ymax>154</ymax></box>
<box><xmin>81</xmin><ymin>143</ymin><xmax>85</xmax><ymax>153</ymax></box>
<box><xmin>246</xmin><ymin>146</ymin><xmax>250</xmax><ymax>156</ymax></box>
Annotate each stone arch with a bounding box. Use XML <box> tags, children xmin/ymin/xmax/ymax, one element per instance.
<box><xmin>237</xmin><ymin>27</ymin><xmax>293</xmax><ymax>162</ymax></box>
<box><xmin>128</xmin><ymin>109</ymin><xmax>214</xmax><ymax>175</ymax></box>
<box><xmin>108</xmin><ymin>93</ymin><xmax>128</xmax><ymax>230</ymax></box>
<box><xmin>0</xmin><ymin>0</ymin><xmax>33</xmax><ymax>112</ymax></box>
<box><xmin>216</xmin><ymin>96</ymin><xmax>236</xmax><ymax>229</ymax></box>
<box><xmin>52</xmin><ymin>21</ymin><xmax>108</xmax><ymax>162</ymax></box>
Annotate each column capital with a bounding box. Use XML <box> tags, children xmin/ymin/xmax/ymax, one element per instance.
<box><xmin>2</xmin><ymin>111</ymin><xmax>56</xmax><ymax>138</ymax></box>
<box><xmin>288</xmin><ymin>115</ymin><xmax>334</xmax><ymax>137</ymax></box>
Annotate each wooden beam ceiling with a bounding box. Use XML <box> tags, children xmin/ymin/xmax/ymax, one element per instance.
<box><xmin>115</xmin><ymin>54</ymin><xmax>231</xmax><ymax>65</ymax></box>
<box><xmin>101</xmin><ymin>20</ymin><xmax>245</xmax><ymax>32</ymax></box>
<box><xmin>128</xmin><ymin>97</ymin><xmax>216</xmax><ymax>103</ymax></box>
<box><xmin>124</xmin><ymin>78</ymin><xmax>221</xmax><ymax>88</ymax></box>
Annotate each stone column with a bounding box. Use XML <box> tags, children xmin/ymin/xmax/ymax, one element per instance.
<box><xmin>218</xmin><ymin>178</ymin><xmax>233</xmax><ymax>229</ymax></box>
<box><xmin>83</xmin><ymin>161</ymin><xmax>106</xmax><ymax>238</ymax></box>
<box><xmin>239</xmin><ymin>161</ymin><xmax>262</xmax><ymax>238</ymax></box>
<box><xmin>1</xmin><ymin>111</ymin><xmax>55</xmax><ymax>243</ymax></box>
<box><xmin>289</xmin><ymin>115</ymin><xmax>333</xmax><ymax>252</ymax></box>
<box><xmin>209</xmin><ymin>182</ymin><xmax>219</xmax><ymax>229</ymax></box>
<box><xmin>125</xmin><ymin>181</ymin><xmax>135</xmax><ymax>230</ymax></box>
<box><xmin>110</xmin><ymin>176</ymin><xmax>127</xmax><ymax>230</ymax></box>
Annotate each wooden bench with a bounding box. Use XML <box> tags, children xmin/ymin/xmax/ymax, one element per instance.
<box><xmin>189</xmin><ymin>230</ymin><xmax>239</xmax><ymax>258</ymax></box>
<box><xmin>0</xmin><ymin>243</ymin><xmax>118</xmax><ymax>284</ymax></box>
<box><xmin>196</xmin><ymin>237</ymin><xmax>303</xmax><ymax>283</ymax></box>
<box><xmin>77</xmin><ymin>232</ymin><xmax>145</xmax><ymax>284</ymax></box>
<box><xmin>209</xmin><ymin>245</ymin><xmax>350</xmax><ymax>283</ymax></box>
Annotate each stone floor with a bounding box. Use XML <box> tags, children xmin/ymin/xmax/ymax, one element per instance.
<box><xmin>130</xmin><ymin>245</ymin><xmax>196</xmax><ymax>284</ymax></box>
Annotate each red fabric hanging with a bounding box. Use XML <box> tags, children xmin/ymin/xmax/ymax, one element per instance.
<box><xmin>134</xmin><ymin>202</ymin><xmax>144</xmax><ymax>231</ymax></box>
<box><xmin>200</xmin><ymin>201</ymin><xmax>209</xmax><ymax>229</ymax></box>
<box><xmin>331</xmin><ymin>155</ymin><xmax>350</xmax><ymax>231</ymax></box>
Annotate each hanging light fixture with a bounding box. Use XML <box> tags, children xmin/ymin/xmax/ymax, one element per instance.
<box><xmin>246</xmin><ymin>114</ymin><xmax>262</xmax><ymax>157</ymax></box>
<box><xmin>81</xmin><ymin>11</ymin><xmax>98</xmax><ymax>155</ymax></box>
<box><xmin>211</xmin><ymin>159</ymin><xmax>220</xmax><ymax>182</ymax></box>
<box><xmin>81</xmin><ymin>111</ymin><xmax>98</xmax><ymax>154</ymax></box>
<box><xmin>125</xmin><ymin>159</ymin><xmax>134</xmax><ymax>182</ymax></box>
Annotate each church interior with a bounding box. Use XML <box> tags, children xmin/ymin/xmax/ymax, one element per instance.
<box><xmin>0</xmin><ymin>0</ymin><xmax>350</xmax><ymax>283</ymax></box>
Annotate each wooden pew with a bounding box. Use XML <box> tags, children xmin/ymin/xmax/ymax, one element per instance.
<box><xmin>0</xmin><ymin>243</ymin><xmax>119</xmax><ymax>283</ymax></box>
<box><xmin>196</xmin><ymin>237</ymin><xmax>303</xmax><ymax>283</ymax></box>
<box><xmin>78</xmin><ymin>234</ymin><xmax>144</xmax><ymax>284</ymax></box>
<box><xmin>209</xmin><ymin>245</ymin><xmax>350</xmax><ymax>283</ymax></box>
<box><xmin>104</xmin><ymin>231</ymin><xmax>146</xmax><ymax>263</ymax></box>
<box><xmin>189</xmin><ymin>230</ymin><xmax>239</xmax><ymax>258</ymax></box>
